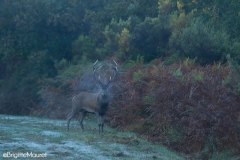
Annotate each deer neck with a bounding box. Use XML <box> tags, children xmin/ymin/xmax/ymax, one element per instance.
<box><xmin>97</xmin><ymin>91</ymin><xmax>109</xmax><ymax>116</ymax></box>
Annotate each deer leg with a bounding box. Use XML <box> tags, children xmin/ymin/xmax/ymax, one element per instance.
<box><xmin>101</xmin><ymin>123</ymin><xmax>104</xmax><ymax>133</ymax></box>
<box><xmin>79</xmin><ymin>111</ymin><xmax>86</xmax><ymax>131</ymax></box>
<box><xmin>67</xmin><ymin>107</ymin><xmax>79</xmax><ymax>131</ymax></box>
<box><xmin>97</xmin><ymin>113</ymin><xmax>104</xmax><ymax>134</ymax></box>
<box><xmin>98</xmin><ymin>124</ymin><xmax>101</xmax><ymax>134</ymax></box>
<box><xmin>97</xmin><ymin>113</ymin><xmax>101</xmax><ymax>134</ymax></box>
<box><xmin>67</xmin><ymin>111</ymin><xmax>75</xmax><ymax>131</ymax></box>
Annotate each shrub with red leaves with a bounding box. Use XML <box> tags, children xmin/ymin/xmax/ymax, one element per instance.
<box><xmin>107</xmin><ymin>60</ymin><xmax>240</xmax><ymax>155</ymax></box>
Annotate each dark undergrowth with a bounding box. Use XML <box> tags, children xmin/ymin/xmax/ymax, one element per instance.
<box><xmin>33</xmin><ymin>59</ymin><xmax>240</xmax><ymax>159</ymax></box>
<box><xmin>107</xmin><ymin>59</ymin><xmax>240</xmax><ymax>158</ymax></box>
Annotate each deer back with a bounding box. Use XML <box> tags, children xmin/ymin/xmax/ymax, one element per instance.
<box><xmin>72</xmin><ymin>92</ymin><xmax>99</xmax><ymax>113</ymax></box>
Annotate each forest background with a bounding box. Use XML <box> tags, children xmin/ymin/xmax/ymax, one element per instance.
<box><xmin>0</xmin><ymin>0</ymin><xmax>240</xmax><ymax>158</ymax></box>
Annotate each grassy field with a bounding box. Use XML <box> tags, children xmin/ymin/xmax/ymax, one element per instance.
<box><xmin>0</xmin><ymin>114</ymin><xmax>185</xmax><ymax>160</ymax></box>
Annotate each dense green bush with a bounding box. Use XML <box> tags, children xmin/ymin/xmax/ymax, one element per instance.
<box><xmin>0</xmin><ymin>51</ymin><xmax>57</xmax><ymax>115</ymax></box>
<box><xmin>169</xmin><ymin>18</ymin><xmax>230</xmax><ymax>64</ymax></box>
<box><xmin>131</xmin><ymin>17</ymin><xmax>171</xmax><ymax>61</ymax></box>
<box><xmin>72</xmin><ymin>35</ymin><xmax>96</xmax><ymax>60</ymax></box>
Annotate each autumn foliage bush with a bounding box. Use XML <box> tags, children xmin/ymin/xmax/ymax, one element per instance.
<box><xmin>34</xmin><ymin>58</ymin><xmax>240</xmax><ymax>157</ymax></box>
<box><xmin>108</xmin><ymin>59</ymin><xmax>240</xmax><ymax>155</ymax></box>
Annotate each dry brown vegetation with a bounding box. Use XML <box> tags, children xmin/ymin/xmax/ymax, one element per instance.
<box><xmin>35</xmin><ymin>59</ymin><xmax>240</xmax><ymax>157</ymax></box>
<box><xmin>107</xmin><ymin>59</ymin><xmax>240</xmax><ymax>155</ymax></box>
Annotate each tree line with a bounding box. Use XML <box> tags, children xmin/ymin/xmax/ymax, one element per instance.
<box><xmin>0</xmin><ymin>0</ymin><xmax>239</xmax><ymax>114</ymax></box>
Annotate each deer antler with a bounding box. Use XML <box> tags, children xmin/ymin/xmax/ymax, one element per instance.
<box><xmin>106</xmin><ymin>59</ymin><xmax>118</xmax><ymax>87</ymax></box>
<box><xmin>93</xmin><ymin>59</ymin><xmax>99</xmax><ymax>70</ymax></box>
<box><xmin>93</xmin><ymin>60</ymin><xmax>105</xmax><ymax>88</ymax></box>
<box><xmin>93</xmin><ymin>59</ymin><xmax>118</xmax><ymax>88</ymax></box>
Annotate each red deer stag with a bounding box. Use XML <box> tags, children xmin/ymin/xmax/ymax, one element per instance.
<box><xmin>67</xmin><ymin>60</ymin><xmax>118</xmax><ymax>133</ymax></box>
